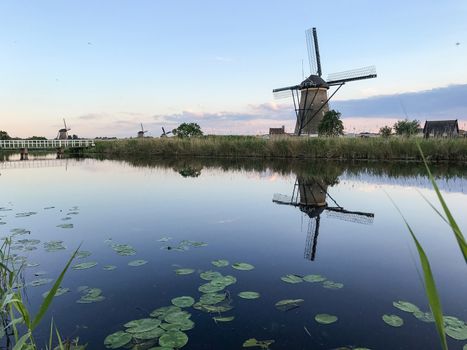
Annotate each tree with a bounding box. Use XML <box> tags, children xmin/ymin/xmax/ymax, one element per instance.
<box><xmin>393</xmin><ymin>119</ymin><xmax>420</xmax><ymax>136</ymax></box>
<box><xmin>318</xmin><ymin>110</ymin><xmax>344</xmax><ymax>137</ymax></box>
<box><xmin>0</xmin><ymin>130</ymin><xmax>11</xmax><ymax>140</ymax></box>
<box><xmin>379</xmin><ymin>125</ymin><xmax>392</xmax><ymax>138</ymax></box>
<box><xmin>172</xmin><ymin>123</ymin><xmax>203</xmax><ymax>138</ymax></box>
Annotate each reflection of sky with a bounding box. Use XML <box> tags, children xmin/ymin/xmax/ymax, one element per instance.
<box><xmin>0</xmin><ymin>159</ymin><xmax>466</xmax><ymax>349</ymax></box>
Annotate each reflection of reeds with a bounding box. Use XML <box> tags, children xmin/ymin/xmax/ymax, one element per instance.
<box><xmin>88</xmin><ymin>136</ymin><xmax>467</xmax><ymax>161</ymax></box>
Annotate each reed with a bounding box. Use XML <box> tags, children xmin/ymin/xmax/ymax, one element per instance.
<box><xmin>87</xmin><ymin>136</ymin><xmax>467</xmax><ymax>161</ymax></box>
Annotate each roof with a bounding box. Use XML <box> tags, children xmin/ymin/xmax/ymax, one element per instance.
<box><xmin>423</xmin><ymin>120</ymin><xmax>459</xmax><ymax>135</ymax></box>
<box><xmin>300</xmin><ymin>74</ymin><xmax>329</xmax><ymax>89</ymax></box>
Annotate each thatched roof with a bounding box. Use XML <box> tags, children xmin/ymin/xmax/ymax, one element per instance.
<box><xmin>423</xmin><ymin>120</ymin><xmax>459</xmax><ymax>137</ymax></box>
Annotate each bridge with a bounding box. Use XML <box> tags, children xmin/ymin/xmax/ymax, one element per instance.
<box><xmin>0</xmin><ymin>139</ymin><xmax>95</xmax><ymax>160</ymax></box>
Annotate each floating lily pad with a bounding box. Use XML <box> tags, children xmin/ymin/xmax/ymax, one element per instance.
<box><xmin>164</xmin><ymin>311</ymin><xmax>191</xmax><ymax>324</ymax></box>
<box><xmin>132</xmin><ymin>327</ymin><xmax>165</xmax><ymax>340</ymax></box>
<box><xmin>413</xmin><ymin>311</ymin><xmax>434</xmax><ymax>323</ymax></box>
<box><xmin>382</xmin><ymin>314</ymin><xmax>404</xmax><ymax>327</ymax></box>
<box><xmin>171</xmin><ymin>296</ymin><xmax>195</xmax><ymax>308</ymax></box>
<box><xmin>76</xmin><ymin>251</ymin><xmax>92</xmax><ymax>259</ymax></box>
<box><xmin>103</xmin><ymin>265</ymin><xmax>117</xmax><ymax>271</ymax></box>
<box><xmin>77</xmin><ymin>288</ymin><xmax>105</xmax><ymax>304</ymax></box>
<box><xmin>274</xmin><ymin>299</ymin><xmax>304</xmax><ymax>311</ymax></box>
<box><xmin>199</xmin><ymin>282</ymin><xmax>226</xmax><ymax>294</ymax></box>
<box><xmin>159</xmin><ymin>330</ymin><xmax>188</xmax><ymax>348</ymax></box>
<box><xmin>200</xmin><ymin>271</ymin><xmax>223</xmax><ymax>281</ymax></box>
<box><xmin>175</xmin><ymin>268</ymin><xmax>195</xmax><ymax>275</ymax></box>
<box><xmin>303</xmin><ymin>274</ymin><xmax>326</xmax><ymax>282</ymax></box>
<box><xmin>199</xmin><ymin>292</ymin><xmax>226</xmax><ymax>305</ymax></box>
<box><xmin>238</xmin><ymin>291</ymin><xmax>260</xmax><ymax>300</ymax></box>
<box><xmin>150</xmin><ymin>306</ymin><xmax>181</xmax><ymax>319</ymax></box>
<box><xmin>110</xmin><ymin>243</ymin><xmax>136</xmax><ymax>256</ymax></box>
<box><xmin>281</xmin><ymin>274</ymin><xmax>303</xmax><ymax>284</ymax></box>
<box><xmin>161</xmin><ymin>319</ymin><xmax>194</xmax><ymax>331</ymax></box>
<box><xmin>44</xmin><ymin>240</ymin><xmax>66</xmax><ymax>252</ymax></box>
<box><xmin>322</xmin><ymin>281</ymin><xmax>344</xmax><ymax>289</ymax></box>
<box><xmin>393</xmin><ymin>301</ymin><xmax>420</xmax><ymax>313</ymax></box>
<box><xmin>104</xmin><ymin>331</ymin><xmax>132</xmax><ymax>349</ymax></box>
<box><xmin>242</xmin><ymin>338</ymin><xmax>275</xmax><ymax>349</ymax></box>
<box><xmin>193</xmin><ymin>303</ymin><xmax>233</xmax><ymax>313</ymax></box>
<box><xmin>444</xmin><ymin>317</ymin><xmax>467</xmax><ymax>340</ymax></box>
<box><xmin>232</xmin><ymin>262</ymin><xmax>254</xmax><ymax>271</ymax></box>
<box><xmin>11</xmin><ymin>228</ymin><xmax>30</xmax><ymax>235</ymax></box>
<box><xmin>61</xmin><ymin>217</ymin><xmax>72</xmax><ymax>221</ymax></box>
<box><xmin>73</xmin><ymin>262</ymin><xmax>98</xmax><ymax>270</ymax></box>
<box><xmin>315</xmin><ymin>314</ymin><xmax>338</xmax><ymax>325</ymax></box>
<box><xmin>29</xmin><ymin>278</ymin><xmax>53</xmax><ymax>287</ymax></box>
<box><xmin>16</xmin><ymin>212</ymin><xmax>37</xmax><ymax>218</ymax></box>
<box><xmin>128</xmin><ymin>259</ymin><xmax>148</xmax><ymax>267</ymax></box>
<box><xmin>211</xmin><ymin>259</ymin><xmax>229</xmax><ymax>267</ymax></box>
<box><xmin>125</xmin><ymin>318</ymin><xmax>161</xmax><ymax>333</ymax></box>
<box><xmin>157</xmin><ymin>237</ymin><xmax>172</xmax><ymax>242</ymax></box>
<box><xmin>26</xmin><ymin>263</ymin><xmax>40</xmax><ymax>268</ymax></box>
<box><xmin>42</xmin><ymin>287</ymin><xmax>70</xmax><ymax>298</ymax></box>
<box><xmin>213</xmin><ymin>316</ymin><xmax>234</xmax><ymax>322</ymax></box>
<box><xmin>57</xmin><ymin>223</ymin><xmax>73</xmax><ymax>229</ymax></box>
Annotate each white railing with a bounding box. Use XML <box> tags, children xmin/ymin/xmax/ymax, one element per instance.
<box><xmin>0</xmin><ymin>139</ymin><xmax>95</xmax><ymax>149</ymax></box>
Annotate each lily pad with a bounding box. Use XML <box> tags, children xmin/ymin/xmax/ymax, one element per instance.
<box><xmin>103</xmin><ymin>265</ymin><xmax>117</xmax><ymax>271</ymax></box>
<box><xmin>132</xmin><ymin>327</ymin><xmax>165</xmax><ymax>340</ymax></box>
<box><xmin>232</xmin><ymin>262</ymin><xmax>254</xmax><ymax>271</ymax></box>
<box><xmin>274</xmin><ymin>299</ymin><xmax>304</xmax><ymax>312</ymax></box>
<box><xmin>199</xmin><ymin>292</ymin><xmax>226</xmax><ymax>305</ymax></box>
<box><xmin>200</xmin><ymin>271</ymin><xmax>223</xmax><ymax>281</ymax></box>
<box><xmin>128</xmin><ymin>259</ymin><xmax>148</xmax><ymax>267</ymax></box>
<box><xmin>42</xmin><ymin>287</ymin><xmax>70</xmax><ymax>298</ymax></box>
<box><xmin>158</xmin><ymin>330</ymin><xmax>188</xmax><ymax>348</ymax></box>
<box><xmin>157</xmin><ymin>237</ymin><xmax>172</xmax><ymax>242</ymax></box>
<box><xmin>175</xmin><ymin>268</ymin><xmax>195</xmax><ymax>275</ymax></box>
<box><xmin>76</xmin><ymin>251</ymin><xmax>92</xmax><ymax>259</ymax></box>
<box><xmin>242</xmin><ymin>338</ymin><xmax>275</xmax><ymax>349</ymax></box>
<box><xmin>303</xmin><ymin>274</ymin><xmax>326</xmax><ymax>282</ymax></box>
<box><xmin>44</xmin><ymin>240</ymin><xmax>66</xmax><ymax>252</ymax></box>
<box><xmin>77</xmin><ymin>288</ymin><xmax>105</xmax><ymax>304</ymax></box>
<box><xmin>150</xmin><ymin>306</ymin><xmax>181</xmax><ymax>319</ymax></box>
<box><xmin>193</xmin><ymin>303</ymin><xmax>233</xmax><ymax>313</ymax></box>
<box><xmin>393</xmin><ymin>301</ymin><xmax>420</xmax><ymax>313</ymax></box>
<box><xmin>280</xmin><ymin>274</ymin><xmax>303</xmax><ymax>284</ymax></box>
<box><xmin>104</xmin><ymin>331</ymin><xmax>132</xmax><ymax>349</ymax></box>
<box><xmin>198</xmin><ymin>283</ymin><xmax>225</xmax><ymax>294</ymax></box>
<box><xmin>73</xmin><ymin>262</ymin><xmax>98</xmax><ymax>270</ymax></box>
<box><xmin>171</xmin><ymin>296</ymin><xmax>195</xmax><ymax>308</ymax></box>
<box><xmin>164</xmin><ymin>311</ymin><xmax>191</xmax><ymax>324</ymax></box>
<box><xmin>29</xmin><ymin>278</ymin><xmax>53</xmax><ymax>287</ymax></box>
<box><xmin>213</xmin><ymin>316</ymin><xmax>234</xmax><ymax>322</ymax></box>
<box><xmin>125</xmin><ymin>318</ymin><xmax>161</xmax><ymax>333</ymax></box>
<box><xmin>413</xmin><ymin>311</ymin><xmax>434</xmax><ymax>323</ymax></box>
<box><xmin>315</xmin><ymin>313</ymin><xmax>338</xmax><ymax>325</ymax></box>
<box><xmin>382</xmin><ymin>314</ymin><xmax>404</xmax><ymax>327</ymax></box>
<box><xmin>322</xmin><ymin>281</ymin><xmax>344</xmax><ymax>289</ymax></box>
<box><xmin>110</xmin><ymin>243</ymin><xmax>136</xmax><ymax>256</ymax></box>
<box><xmin>238</xmin><ymin>291</ymin><xmax>260</xmax><ymax>300</ymax></box>
<box><xmin>56</xmin><ymin>223</ymin><xmax>73</xmax><ymax>229</ymax></box>
<box><xmin>161</xmin><ymin>319</ymin><xmax>194</xmax><ymax>331</ymax></box>
<box><xmin>211</xmin><ymin>259</ymin><xmax>229</xmax><ymax>267</ymax></box>
<box><xmin>444</xmin><ymin>317</ymin><xmax>467</xmax><ymax>340</ymax></box>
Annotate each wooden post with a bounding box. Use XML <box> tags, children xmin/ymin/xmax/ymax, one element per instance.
<box><xmin>20</xmin><ymin>148</ymin><xmax>29</xmax><ymax>160</ymax></box>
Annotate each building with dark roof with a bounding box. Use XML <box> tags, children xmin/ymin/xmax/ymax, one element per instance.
<box><xmin>423</xmin><ymin>120</ymin><xmax>459</xmax><ymax>138</ymax></box>
<box><xmin>269</xmin><ymin>126</ymin><xmax>286</xmax><ymax>135</ymax></box>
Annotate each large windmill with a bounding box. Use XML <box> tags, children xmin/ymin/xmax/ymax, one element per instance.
<box><xmin>273</xmin><ymin>27</ymin><xmax>377</xmax><ymax>135</ymax></box>
<box><xmin>56</xmin><ymin>119</ymin><xmax>71</xmax><ymax>140</ymax></box>
<box><xmin>273</xmin><ymin>176</ymin><xmax>374</xmax><ymax>261</ymax></box>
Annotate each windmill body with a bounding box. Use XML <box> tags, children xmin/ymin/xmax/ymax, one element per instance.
<box><xmin>57</xmin><ymin>119</ymin><xmax>70</xmax><ymax>140</ymax></box>
<box><xmin>273</xmin><ymin>27</ymin><xmax>377</xmax><ymax>135</ymax></box>
<box><xmin>137</xmin><ymin>123</ymin><xmax>148</xmax><ymax>138</ymax></box>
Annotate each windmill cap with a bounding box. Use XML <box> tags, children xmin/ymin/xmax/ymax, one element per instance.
<box><xmin>300</xmin><ymin>74</ymin><xmax>329</xmax><ymax>89</ymax></box>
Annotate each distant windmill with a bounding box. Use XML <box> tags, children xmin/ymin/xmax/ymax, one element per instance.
<box><xmin>273</xmin><ymin>27</ymin><xmax>377</xmax><ymax>135</ymax></box>
<box><xmin>57</xmin><ymin>119</ymin><xmax>71</xmax><ymax>140</ymax></box>
<box><xmin>273</xmin><ymin>176</ymin><xmax>374</xmax><ymax>261</ymax></box>
<box><xmin>160</xmin><ymin>127</ymin><xmax>172</xmax><ymax>138</ymax></box>
<box><xmin>137</xmin><ymin>123</ymin><xmax>148</xmax><ymax>138</ymax></box>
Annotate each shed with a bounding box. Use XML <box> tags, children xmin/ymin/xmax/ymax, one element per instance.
<box><xmin>423</xmin><ymin>120</ymin><xmax>459</xmax><ymax>138</ymax></box>
<box><xmin>269</xmin><ymin>126</ymin><xmax>286</xmax><ymax>135</ymax></box>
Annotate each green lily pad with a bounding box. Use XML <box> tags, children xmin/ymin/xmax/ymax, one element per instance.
<box><xmin>232</xmin><ymin>262</ymin><xmax>254</xmax><ymax>271</ymax></box>
<box><xmin>104</xmin><ymin>331</ymin><xmax>132</xmax><ymax>349</ymax></box>
<box><xmin>103</xmin><ymin>265</ymin><xmax>117</xmax><ymax>271</ymax></box>
<box><xmin>77</xmin><ymin>288</ymin><xmax>105</xmax><ymax>304</ymax></box>
<box><xmin>213</xmin><ymin>316</ymin><xmax>235</xmax><ymax>322</ymax></box>
<box><xmin>211</xmin><ymin>259</ymin><xmax>229</xmax><ymax>267</ymax></box>
<box><xmin>211</xmin><ymin>275</ymin><xmax>237</xmax><ymax>287</ymax></box>
<box><xmin>193</xmin><ymin>303</ymin><xmax>233</xmax><ymax>313</ymax></box>
<box><xmin>382</xmin><ymin>314</ymin><xmax>404</xmax><ymax>327</ymax></box>
<box><xmin>110</xmin><ymin>243</ymin><xmax>136</xmax><ymax>256</ymax></box>
<box><xmin>274</xmin><ymin>299</ymin><xmax>304</xmax><ymax>311</ymax></box>
<box><xmin>171</xmin><ymin>296</ymin><xmax>195</xmax><ymax>308</ymax></box>
<box><xmin>164</xmin><ymin>311</ymin><xmax>191</xmax><ymax>324</ymax></box>
<box><xmin>161</xmin><ymin>319</ymin><xmax>194</xmax><ymax>331</ymax></box>
<box><xmin>128</xmin><ymin>259</ymin><xmax>148</xmax><ymax>267</ymax></box>
<box><xmin>280</xmin><ymin>274</ymin><xmax>303</xmax><ymax>284</ymax></box>
<box><xmin>175</xmin><ymin>268</ymin><xmax>195</xmax><ymax>275</ymax></box>
<box><xmin>125</xmin><ymin>318</ymin><xmax>162</xmax><ymax>333</ymax></box>
<box><xmin>200</xmin><ymin>271</ymin><xmax>223</xmax><ymax>281</ymax></box>
<box><xmin>303</xmin><ymin>274</ymin><xmax>326</xmax><ymax>282</ymax></box>
<box><xmin>242</xmin><ymin>338</ymin><xmax>275</xmax><ymax>349</ymax></box>
<box><xmin>72</xmin><ymin>262</ymin><xmax>98</xmax><ymax>270</ymax></box>
<box><xmin>42</xmin><ymin>287</ymin><xmax>70</xmax><ymax>298</ymax></box>
<box><xmin>76</xmin><ymin>251</ymin><xmax>92</xmax><ymax>259</ymax></box>
<box><xmin>159</xmin><ymin>331</ymin><xmax>188</xmax><ymax>348</ymax></box>
<box><xmin>44</xmin><ymin>240</ymin><xmax>66</xmax><ymax>252</ymax></box>
<box><xmin>315</xmin><ymin>314</ymin><xmax>338</xmax><ymax>325</ymax></box>
<box><xmin>132</xmin><ymin>327</ymin><xmax>165</xmax><ymax>340</ymax></box>
<box><xmin>393</xmin><ymin>301</ymin><xmax>420</xmax><ymax>313</ymax></box>
<box><xmin>463</xmin><ymin>344</ymin><xmax>467</xmax><ymax>350</ymax></box>
<box><xmin>157</xmin><ymin>237</ymin><xmax>172</xmax><ymax>242</ymax></box>
<box><xmin>56</xmin><ymin>223</ymin><xmax>73</xmax><ymax>229</ymax></box>
<box><xmin>29</xmin><ymin>278</ymin><xmax>53</xmax><ymax>287</ymax></box>
<box><xmin>444</xmin><ymin>318</ymin><xmax>467</xmax><ymax>340</ymax></box>
<box><xmin>198</xmin><ymin>282</ymin><xmax>225</xmax><ymax>294</ymax></box>
<box><xmin>413</xmin><ymin>311</ymin><xmax>434</xmax><ymax>323</ymax></box>
<box><xmin>199</xmin><ymin>292</ymin><xmax>226</xmax><ymax>305</ymax></box>
<box><xmin>150</xmin><ymin>306</ymin><xmax>181</xmax><ymax>319</ymax></box>
<box><xmin>322</xmin><ymin>280</ymin><xmax>344</xmax><ymax>289</ymax></box>
<box><xmin>238</xmin><ymin>291</ymin><xmax>260</xmax><ymax>300</ymax></box>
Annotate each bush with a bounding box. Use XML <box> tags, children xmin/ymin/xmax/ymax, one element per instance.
<box><xmin>172</xmin><ymin>123</ymin><xmax>203</xmax><ymax>138</ymax></box>
<box><xmin>318</xmin><ymin>110</ymin><xmax>344</xmax><ymax>137</ymax></box>
<box><xmin>394</xmin><ymin>119</ymin><xmax>420</xmax><ymax>136</ymax></box>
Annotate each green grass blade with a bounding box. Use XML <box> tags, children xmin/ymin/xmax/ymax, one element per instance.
<box><xmin>12</xmin><ymin>331</ymin><xmax>31</xmax><ymax>350</ymax></box>
<box><xmin>416</xmin><ymin>189</ymin><xmax>448</xmax><ymax>225</ymax></box>
<box><xmin>31</xmin><ymin>246</ymin><xmax>80</xmax><ymax>331</ymax></box>
<box><xmin>418</xmin><ymin>143</ymin><xmax>467</xmax><ymax>263</ymax></box>
<box><xmin>388</xmin><ymin>194</ymin><xmax>448</xmax><ymax>350</ymax></box>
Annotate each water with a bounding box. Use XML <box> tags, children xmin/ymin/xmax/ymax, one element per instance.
<box><xmin>1</xmin><ymin>156</ymin><xmax>466</xmax><ymax>349</ymax></box>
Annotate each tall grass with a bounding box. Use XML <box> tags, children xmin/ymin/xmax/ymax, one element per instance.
<box><xmin>87</xmin><ymin>136</ymin><xmax>467</xmax><ymax>161</ymax></box>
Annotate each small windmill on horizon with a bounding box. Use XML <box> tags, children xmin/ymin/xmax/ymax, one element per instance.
<box><xmin>56</xmin><ymin>119</ymin><xmax>71</xmax><ymax>140</ymax></box>
<box><xmin>137</xmin><ymin>123</ymin><xmax>148</xmax><ymax>138</ymax></box>
<box><xmin>273</xmin><ymin>27</ymin><xmax>377</xmax><ymax>135</ymax></box>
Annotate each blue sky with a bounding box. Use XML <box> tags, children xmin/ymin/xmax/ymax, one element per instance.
<box><xmin>1</xmin><ymin>0</ymin><xmax>466</xmax><ymax>137</ymax></box>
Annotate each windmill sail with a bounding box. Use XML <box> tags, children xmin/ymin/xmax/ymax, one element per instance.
<box><xmin>306</xmin><ymin>28</ymin><xmax>322</xmax><ymax>77</ymax></box>
<box><xmin>326</xmin><ymin>66</ymin><xmax>377</xmax><ymax>85</ymax></box>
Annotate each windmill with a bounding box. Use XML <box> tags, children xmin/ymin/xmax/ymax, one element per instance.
<box><xmin>137</xmin><ymin>123</ymin><xmax>148</xmax><ymax>138</ymax></box>
<box><xmin>160</xmin><ymin>127</ymin><xmax>172</xmax><ymax>138</ymax></box>
<box><xmin>273</xmin><ymin>176</ymin><xmax>374</xmax><ymax>261</ymax></box>
<box><xmin>273</xmin><ymin>27</ymin><xmax>377</xmax><ymax>135</ymax></box>
<box><xmin>57</xmin><ymin>119</ymin><xmax>71</xmax><ymax>140</ymax></box>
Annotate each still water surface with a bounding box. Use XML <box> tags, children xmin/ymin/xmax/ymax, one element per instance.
<box><xmin>1</xmin><ymin>156</ymin><xmax>466</xmax><ymax>349</ymax></box>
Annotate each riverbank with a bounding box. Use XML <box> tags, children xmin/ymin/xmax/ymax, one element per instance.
<box><xmin>85</xmin><ymin>136</ymin><xmax>467</xmax><ymax>162</ymax></box>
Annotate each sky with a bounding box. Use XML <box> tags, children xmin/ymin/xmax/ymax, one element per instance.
<box><xmin>1</xmin><ymin>0</ymin><xmax>467</xmax><ymax>138</ymax></box>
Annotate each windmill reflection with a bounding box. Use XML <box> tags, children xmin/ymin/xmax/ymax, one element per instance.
<box><xmin>273</xmin><ymin>175</ymin><xmax>374</xmax><ymax>261</ymax></box>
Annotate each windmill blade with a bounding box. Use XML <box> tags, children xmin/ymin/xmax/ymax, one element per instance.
<box><xmin>305</xmin><ymin>28</ymin><xmax>322</xmax><ymax>77</ymax></box>
<box><xmin>325</xmin><ymin>206</ymin><xmax>374</xmax><ymax>225</ymax></box>
<box><xmin>162</xmin><ymin>127</ymin><xmax>166</xmax><ymax>134</ymax></box>
<box><xmin>326</xmin><ymin>66</ymin><xmax>377</xmax><ymax>86</ymax></box>
<box><xmin>273</xmin><ymin>89</ymin><xmax>294</xmax><ymax>100</ymax></box>
<box><xmin>63</xmin><ymin>118</ymin><xmax>70</xmax><ymax>131</ymax></box>
<box><xmin>141</xmin><ymin>123</ymin><xmax>144</xmax><ymax>132</ymax></box>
